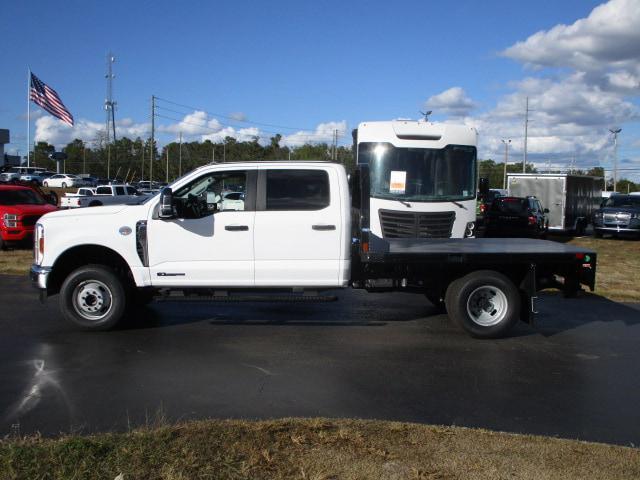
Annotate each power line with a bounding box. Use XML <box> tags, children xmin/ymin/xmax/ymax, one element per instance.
<box><xmin>154</xmin><ymin>96</ymin><xmax>323</xmax><ymax>132</ymax></box>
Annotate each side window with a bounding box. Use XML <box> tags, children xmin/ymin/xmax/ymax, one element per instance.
<box><xmin>96</xmin><ymin>186</ymin><xmax>111</xmax><ymax>195</ymax></box>
<box><xmin>266</xmin><ymin>169</ymin><xmax>330</xmax><ymax>211</ymax></box>
<box><xmin>173</xmin><ymin>170</ymin><xmax>249</xmax><ymax>219</ymax></box>
<box><xmin>126</xmin><ymin>186</ymin><xmax>137</xmax><ymax>195</ymax></box>
<box><xmin>115</xmin><ymin>186</ymin><xmax>126</xmax><ymax>195</ymax></box>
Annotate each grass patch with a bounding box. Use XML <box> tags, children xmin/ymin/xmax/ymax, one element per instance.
<box><xmin>0</xmin><ymin>249</ymin><xmax>32</xmax><ymax>275</ymax></box>
<box><xmin>567</xmin><ymin>236</ymin><xmax>640</xmax><ymax>302</ymax></box>
<box><xmin>1</xmin><ymin>418</ymin><xmax>638</xmax><ymax>480</ymax></box>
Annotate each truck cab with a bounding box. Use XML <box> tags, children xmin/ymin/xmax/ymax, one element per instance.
<box><xmin>354</xmin><ymin>120</ymin><xmax>477</xmax><ymax>239</ymax></box>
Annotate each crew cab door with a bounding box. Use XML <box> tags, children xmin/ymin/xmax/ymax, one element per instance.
<box><xmin>253</xmin><ymin>167</ymin><xmax>343</xmax><ymax>286</ymax></box>
<box><xmin>147</xmin><ymin>168</ymin><xmax>257</xmax><ymax>287</ymax></box>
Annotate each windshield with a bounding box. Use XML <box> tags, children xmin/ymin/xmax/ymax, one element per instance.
<box><xmin>0</xmin><ymin>189</ymin><xmax>46</xmax><ymax>205</ymax></box>
<box><xmin>359</xmin><ymin>142</ymin><xmax>476</xmax><ymax>202</ymax></box>
<box><xmin>605</xmin><ymin>196</ymin><xmax>640</xmax><ymax>208</ymax></box>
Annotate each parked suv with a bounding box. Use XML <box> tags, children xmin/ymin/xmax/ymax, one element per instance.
<box><xmin>0</xmin><ymin>185</ymin><xmax>57</xmax><ymax>249</ymax></box>
<box><xmin>593</xmin><ymin>194</ymin><xmax>640</xmax><ymax>238</ymax></box>
<box><xmin>484</xmin><ymin>196</ymin><xmax>549</xmax><ymax>238</ymax></box>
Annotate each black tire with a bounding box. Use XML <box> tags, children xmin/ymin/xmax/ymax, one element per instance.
<box><xmin>43</xmin><ymin>181</ymin><xmax>48</xmax><ymax>187</ymax></box>
<box><xmin>59</xmin><ymin>265</ymin><xmax>128</xmax><ymax>331</ymax></box>
<box><xmin>594</xmin><ymin>230</ymin><xmax>603</xmax><ymax>238</ymax></box>
<box><xmin>61</xmin><ymin>182</ymin><xmax>67</xmax><ymax>188</ymax></box>
<box><xmin>425</xmin><ymin>291</ymin><xmax>446</xmax><ymax>313</ymax></box>
<box><xmin>0</xmin><ymin>236</ymin><xmax>5</xmax><ymax>251</ymax></box>
<box><xmin>445</xmin><ymin>270</ymin><xmax>520</xmax><ymax>339</ymax></box>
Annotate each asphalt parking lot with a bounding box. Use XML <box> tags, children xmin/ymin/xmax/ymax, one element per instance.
<box><xmin>1</xmin><ymin>274</ymin><xmax>639</xmax><ymax>446</ymax></box>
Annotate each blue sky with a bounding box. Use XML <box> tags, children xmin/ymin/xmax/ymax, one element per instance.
<box><xmin>2</xmin><ymin>0</ymin><xmax>639</xmax><ymax>179</ymax></box>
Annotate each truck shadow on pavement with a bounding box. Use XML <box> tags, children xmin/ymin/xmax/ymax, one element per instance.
<box><xmin>119</xmin><ymin>291</ymin><xmax>640</xmax><ymax>339</ymax></box>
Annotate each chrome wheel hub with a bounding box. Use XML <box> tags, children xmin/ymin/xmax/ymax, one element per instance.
<box><xmin>73</xmin><ymin>280</ymin><xmax>113</xmax><ymax>321</ymax></box>
<box><xmin>466</xmin><ymin>285</ymin><xmax>508</xmax><ymax>327</ymax></box>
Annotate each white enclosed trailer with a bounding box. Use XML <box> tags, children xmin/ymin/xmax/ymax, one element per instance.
<box><xmin>507</xmin><ymin>173</ymin><xmax>600</xmax><ymax>234</ymax></box>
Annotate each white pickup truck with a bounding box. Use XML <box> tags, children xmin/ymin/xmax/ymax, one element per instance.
<box><xmin>31</xmin><ymin>161</ymin><xmax>597</xmax><ymax>338</ymax></box>
<box><xmin>60</xmin><ymin>184</ymin><xmax>143</xmax><ymax>208</ymax></box>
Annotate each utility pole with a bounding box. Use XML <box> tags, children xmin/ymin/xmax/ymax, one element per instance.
<box><xmin>83</xmin><ymin>146</ymin><xmax>86</xmax><ymax>173</ymax></box>
<box><xmin>141</xmin><ymin>142</ymin><xmax>145</xmax><ymax>182</ymax></box>
<box><xmin>179</xmin><ymin>132</ymin><xmax>182</xmax><ymax>177</ymax></box>
<box><xmin>609</xmin><ymin>128</ymin><xmax>621</xmax><ymax>192</ymax></box>
<box><xmin>212</xmin><ymin>144</ymin><xmax>215</xmax><ymax>163</ymax></box>
<box><xmin>223</xmin><ymin>142</ymin><xmax>226</xmax><ymax>162</ymax></box>
<box><xmin>523</xmin><ymin>96</ymin><xmax>529</xmax><ymax>173</ymax></box>
<box><xmin>165</xmin><ymin>146</ymin><xmax>169</xmax><ymax>183</ymax></box>
<box><xmin>150</xmin><ymin>95</ymin><xmax>155</xmax><ymax>183</ymax></box>
<box><xmin>501</xmin><ymin>139</ymin><xmax>511</xmax><ymax>189</ymax></box>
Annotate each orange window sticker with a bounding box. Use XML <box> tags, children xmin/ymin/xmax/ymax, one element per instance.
<box><xmin>390</xmin><ymin>171</ymin><xmax>406</xmax><ymax>194</ymax></box>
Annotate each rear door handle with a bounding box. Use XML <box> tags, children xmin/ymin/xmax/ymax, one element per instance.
<box><xmin>312</xmin><ymin>224</ymin><xmax>336</xmax><ymax>231</ymax></box>
<box><xmin>225</xmin><ymin>225</ymin><xmax>249</xmax><ymax>231</ymax></box>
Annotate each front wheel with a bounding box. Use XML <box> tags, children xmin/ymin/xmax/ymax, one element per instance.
<box><xmin>445</xmin><ymin>270</ymin><xmax>520</xmax><ymax>338</ymax></box>
<box><xmin>61</xmin><ymin>182</ymin><xmax>67</xmax><ymax>188</ymax></box>
<box><xmin>43</xmin><ymin>181</ymin><xmax>48</xmax><ymax>187</ymax></box>
<box><xmin>59</xmin><ymin>265</ymin><xmax>128</xmax><ymax>330</ymax></box>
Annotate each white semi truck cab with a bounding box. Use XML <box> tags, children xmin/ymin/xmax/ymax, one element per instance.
<box><xmin>31</xmin><ymin>161</ymin><xmax>596</xmax><ymax>338</ymax></box>
<box><xmin>354</xmin><ymin>120</ymin><xmax>478</xmax><ymax>239</ymax></box>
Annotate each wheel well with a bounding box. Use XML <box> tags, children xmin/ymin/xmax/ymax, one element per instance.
<box><xmin>48</xmin><ymin>245</ymin><xmax>134</xmax><ymax>295</ymax></box>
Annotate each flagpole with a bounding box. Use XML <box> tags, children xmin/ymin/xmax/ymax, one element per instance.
<box><xmin>27</xmin><ymin>68</ymin><xmax>30</xmax><ymax>167</ymax></box>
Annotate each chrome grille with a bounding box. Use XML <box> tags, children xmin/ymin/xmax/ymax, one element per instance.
<box><xmin>604</xmin><ymin>213</ymin><xmax>630</xmax><ymax>224</ymax></box>
<box><xmin>379</xmin><ymin>209</ymin><xmax>455</xmax><ymax>238</ymax></box>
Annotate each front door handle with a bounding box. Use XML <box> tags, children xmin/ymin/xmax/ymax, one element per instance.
<box><xmin>312</xmin><ymin>224</ymin><xmax>336</xmax><ymax>231</ymax></box>
<box><xmin>225</xmin><ymin>225</ymin><xmax>249</xmax><ymax>231</ymax></box>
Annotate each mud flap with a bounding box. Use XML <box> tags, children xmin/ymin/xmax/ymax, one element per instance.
<box><xmin>519</xmin><ymin>264</ymin><xmax>537</xmax><ymax>324</ymax></box>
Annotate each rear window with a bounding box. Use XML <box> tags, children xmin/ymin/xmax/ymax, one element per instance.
<box><xmin>266</xmin><ymin>170</ymin><xmax>330</xmax><ymax>211</ymax></box>
<box><xmin>492</xmin><ymin>197</ymin><xmax>528</xmax><ymax>213</ymax></box>
<box><xmin>605</xmin><ymin>196</ymin><xmax>640</xmax><ymax>208</ymax></box>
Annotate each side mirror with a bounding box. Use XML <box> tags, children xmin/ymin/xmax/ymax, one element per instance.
<box><xmin>544</xmin><ymin>208</ymin><xmax>549</xmax><ymax>213</ymax></box>
<box><xmin>159</xmin><ymin>187</ymin><xmax>175</xmax><ymax>219</ymax></box>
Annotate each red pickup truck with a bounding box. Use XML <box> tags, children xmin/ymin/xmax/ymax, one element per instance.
<box><xmin>0</xmin><ymin>185</ymin><xmax>57</xmax><ymax>249</ymax></box>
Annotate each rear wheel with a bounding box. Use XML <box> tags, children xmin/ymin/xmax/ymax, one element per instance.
<box><xmin>59</xmin><ymin>265</ymin><xmax>128</xmax><ymax>330</ymax></box>
<box><xmin>445</xmin><ymin>270</ymin><xmax>520</xmax><ymax>338</ymax></box>
<box><xmin>61</xmin><ymin>182</ymin><xmax>67</xmax><ymax>188</ymax></box>
<box><xmin>43</xmin><ymin>181</ymin><xmax>49</xmax><ymax>187</ymax></box>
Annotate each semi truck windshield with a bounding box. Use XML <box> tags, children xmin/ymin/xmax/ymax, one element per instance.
<box><xmin>359</xmin><ymin>142</ymin><xmax>476</xmax><ymax>202</ymax></box>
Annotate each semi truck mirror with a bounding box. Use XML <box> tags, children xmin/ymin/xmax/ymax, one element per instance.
<box><xmin>159</xmin><ymin>187</ymin><xmax>176</xmax><ymax>219</ymax></box>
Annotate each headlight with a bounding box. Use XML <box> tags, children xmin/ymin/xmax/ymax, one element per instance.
<box><xmin>34</xmin><ymin>223</ymin><xmax>44</xmax><ymax>265</ymax></box>
<box><xmin>3</xmin><ymin>214</ymin><xmax>18</xmax><ymax>228</ymax></box>
<box><xmin>464</xmin><ymin>221</ymin><xmax>475</xmax><ymax>238</ymax></box>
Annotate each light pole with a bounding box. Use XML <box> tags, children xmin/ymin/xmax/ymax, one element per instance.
<box><xmin>501</xmin><ymin>139</ymin><xmax>511</xmax><ymax>189</ymax></box>
<box><xmin>609</xmin><ymin>128</ymin><xmax>621</xmax><ymax>192</ymax></box>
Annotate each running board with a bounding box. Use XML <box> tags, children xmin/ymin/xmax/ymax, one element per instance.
<box><xmin>155</xmin><ymin>290</ymin><xmax>338</xmax><ymax>303</ymax></box>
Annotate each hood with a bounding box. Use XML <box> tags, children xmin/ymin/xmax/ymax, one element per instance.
<box><xmin>0</xmin><ymin>203</ymin><xmax>57</xmax><ymax>216</ymax></box>
<box><xmin>44</xmin><ymin>204</ymin><xmax>129</xmax><ymax>219</ymax></box>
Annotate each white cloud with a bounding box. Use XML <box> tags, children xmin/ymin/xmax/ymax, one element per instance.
<box><xmin>502</xmin><ymin>0</ymin><xmax>640</xmax><ymax>73</ymax></box>
<box><xmin>34</xmin><ymin>116</ymin><xmax>150</xmax><ymax>147</ymax></box>
<box><xmin>202</xmin><ymin>126</ymin><xmax>260</xmax><ymax>143</ymax></box>
<box><xmin>281</xmin><ymin>121</ymin><xmax>348</xmax><ymax>147</ymax></box>
<box><xmin>159</xmin><ymin>110</ymin><xmax>222</xmax><ymax>137</ymax></box>
<box><xmin>425</xmin><ymin>87</ymin><xmax>477</xmax><ymax>117</ymax></box>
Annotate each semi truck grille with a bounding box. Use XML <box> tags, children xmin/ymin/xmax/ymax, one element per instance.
<box><xmin>21</xmin><ymin>215</ymin><xmax>40</xmax><ymax>227</ymax></box>
<box><xmin>379</xmin><ymin>210</ymin><xmax>455</xmax><ymax>238</ymax></box>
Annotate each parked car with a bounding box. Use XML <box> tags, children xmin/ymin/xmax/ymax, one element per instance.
<box><xmin>476</xmin><ymin>189</ymin><xmax>504</xmax><ymax>227</ymax></box>
<box><xmin>60</xmin><ymin>184</ymin><xmax>143</xmax><ymax>208</ymax></box>
<box><xmin>592</xmin><ymin>194</ymin><xmax>640</xmax><ymax>238</ymax></box>
<box><xmin>484</xmin><ymin>196</ymin><xmax>549</xmax><ymax>238</ymax></box>
<box><xmin>42</xmin><ymin>174</ymin><xmax>87</xmax><ymax>189</ymax></box>
<box><xmin>0</xmin><ymin>185</ymin><xmax>57</xmax><ymax>249</ymax></box>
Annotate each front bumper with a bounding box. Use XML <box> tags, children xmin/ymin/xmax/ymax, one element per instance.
<box><xmin>594</xmin><ymin>226</ymin><xmax>640</xmax><ymax>234</ymax></box>
<box><xmin>30</xmin><ymin>264</ymin><xmax>51</xmax><ymax>291</ymax></box>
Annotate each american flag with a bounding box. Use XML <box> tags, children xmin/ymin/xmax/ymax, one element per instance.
<box><xmin>30</xmin><ymin>73</ymin><xmax>74</xmax><ymax>126</ymax></box>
